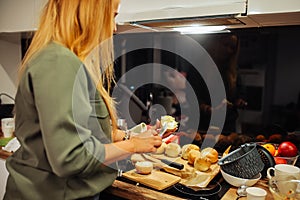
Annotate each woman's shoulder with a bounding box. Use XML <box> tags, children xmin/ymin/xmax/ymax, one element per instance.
<box><xmin>27</xmin><ymin>42</ymin><xmax>82</xmax><ymax>75</ymax></box>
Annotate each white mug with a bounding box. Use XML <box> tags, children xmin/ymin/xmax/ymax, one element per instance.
<box><xmin>246</xmin><ymin>187</ymin><xmax>267</xmax><ymax>200</ymax></box>
<box><xmin>267</xmin><ymin>164</ymin><xmax>300</xmax><ymax>180</ymax></box>
<box><xmin>129</xmin><ymin>122</ymin><xmax>147</xmax><ymax>134</ymax></box>
<box><xmin>1</xmin><ymin>118</ymin><xmax>15</xmax><ymax>138</ymax></box>
<box><xmin>267</xmin><ymin>164</ymin><xmax>300</xmax><ymax>195</ymax></box>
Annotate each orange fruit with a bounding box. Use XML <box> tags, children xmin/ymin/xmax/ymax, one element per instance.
<box><xmin>262</xmin><ymin>143</ymin><xmax>276</xmax><ymax>156</ymax></box>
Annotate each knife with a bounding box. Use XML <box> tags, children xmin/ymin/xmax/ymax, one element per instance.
<box><xmin>142</xmin><ymin>154</ymin><xmax>184</xmax><ymax>170</ymax></box>
<box><xmin>159</xmin><ymin>158</ymin><xmax>184</xmax><ymax>170</ymax></box>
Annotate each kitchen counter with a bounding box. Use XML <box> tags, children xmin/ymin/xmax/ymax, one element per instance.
<box><xmin>0</xmin><ymin>147</ymin><xmax>187</xmax><ymax>199</ymax></box>
<box><xmin>0</xmin><ymin>148</ymin><xmax>226</xmax><ymax>199</ymax></box>
<box><xmin>101</xmin><ymin>176</ymin><xmax>273</xmax><ymax>200</ymax></box>
<box><xmin>101</xmin><ymin>171</ymin><xmax>233</xmax><ymax>200</ymax></box>
<box><xmin>102</xmin><ymin>180</ymin><xmax>186</xmax><ymax>200</ymax></box>
<box><xmin>0</xmin><ymin>147</ymin><xmax>273</xmax><ymax>200</ymax></box>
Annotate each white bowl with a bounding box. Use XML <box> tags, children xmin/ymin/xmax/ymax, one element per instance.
<box><xmin>221</xmin><ymin>169</ymin><xmax>261</xmax><ymax>187</ymax></box>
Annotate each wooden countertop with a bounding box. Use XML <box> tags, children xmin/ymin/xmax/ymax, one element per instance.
<box><xmin>103</xmin><ymin>180</ymin><xmax>186</xmax><ymax>200</ymax></box>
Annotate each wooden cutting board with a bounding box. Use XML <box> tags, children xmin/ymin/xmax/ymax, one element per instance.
<box><xmin>150</xmin><ymin>154</ymin><xmax>220</xmax><ymax>188</ymax></box>
<box><xmin>122</xmin><ymin>169</ymin><xmax>181</xmax><ymax>190</ymax></box>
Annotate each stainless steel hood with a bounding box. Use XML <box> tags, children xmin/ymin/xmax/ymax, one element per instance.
<box><xmin>116</xmin><ymin>0</ymin><xmax>300</xmax><ymax>33</ymax></box>
<box><xmin>0</xmin><ymin>0</ymin><xmax>299</xmax><ymax>33</ymax></box>
<box><xmin>116</xmin><ymin>0</ymin><xmax>247</xmax><ymax>23</ymax></box>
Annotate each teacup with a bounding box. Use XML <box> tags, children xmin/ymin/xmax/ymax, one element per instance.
<box><xmin>129</xmin><ymin>123</ymin><xmax>147</xmax><ymax>134</ymax></box>
<box><xmin>267</xmin><ymin>164</ymin><xmax>300</xmax><ymax>195</ymax></box>
<box><xmin>267</xmin><ymin>164</ymin><xmax>300</xmax><ymax>180</ymax></box>
<box><xmin>246</xmin><ymin>187</ymin><xmax>267</xmax><ymax>200</ymax></box>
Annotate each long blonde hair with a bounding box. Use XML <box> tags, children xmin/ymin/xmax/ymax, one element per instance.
<box><xmin>20</xmin><ymin>0</ymin><xmax>118</xmax><ymax>133</ymax></box>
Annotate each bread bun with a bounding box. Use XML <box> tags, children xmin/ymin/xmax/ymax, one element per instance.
<box><xmin>194</xmin><ymin>156</ymin><xmax>211</xmax><ymax>172</ymax></box>
<box><xmin>135</xmin><ymin>161</ymin><xmax>153</xmax><ymax>175</ymax></box>
<box><xmin>155</xmin><ymin>142</ymin><xmax>167</xmax><ymax>154</ymax></box>
<box><xmin>165</xmin><ymin>143</ymin><xmax>181</xmax><ymax>157</ymax></box>
<box><xmin>187</xmin><ymin>149</ymin><xmax>201</xmax><ymax>165</ymax></box>
<box><xmin>181</xmin><ymin>144</ymin><xmax>200</xmax><ymax>160</ymax></box>
<box><xmin>200</xmin><ymin>147</ymin><xmax>219</xmax><ymax>163</ymax></box>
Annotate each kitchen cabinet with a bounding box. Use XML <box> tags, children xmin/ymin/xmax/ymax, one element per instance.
<box><xmin>0</xmin><ymin>0</ymin><xmax>46</xmax><ymax>33</ymax></box>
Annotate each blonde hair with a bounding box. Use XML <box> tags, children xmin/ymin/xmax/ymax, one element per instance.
<box><xmin>20</xmin><ymin>0</ymin><xmax>118</xmax><ymax>133</ymax></box>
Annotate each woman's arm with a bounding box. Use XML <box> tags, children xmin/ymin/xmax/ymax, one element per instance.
<box><xmin>112</xmin><ymin>129</ymin><xmax>126</xmax><ymax>142</ymax></box>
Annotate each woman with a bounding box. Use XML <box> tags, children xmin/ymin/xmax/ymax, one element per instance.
<box><xmin>4</xmin><ymin>0</ymin><xmax>162</xmax><ymax>199</ymax></box>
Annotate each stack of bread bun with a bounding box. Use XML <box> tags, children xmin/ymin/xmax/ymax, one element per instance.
<box><xmin>182</xmin><ymin>144</ymin><xmax>218</xmax><ymax>172</ymax></box>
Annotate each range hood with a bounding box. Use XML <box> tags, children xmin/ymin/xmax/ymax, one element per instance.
<box><xmin>0</xmin><ymin>0</ymin><xmax>299</xmax><ymax>33</ymax></box>
<box><xmin>116</xmin><ymin>0</ymin><xmax>300</xmax><ymax>33</ymax></box>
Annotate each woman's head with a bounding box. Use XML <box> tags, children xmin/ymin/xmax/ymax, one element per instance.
<box><xmin>46</xmin><ymin>0</ymin><xmax>120</xmax><ymax>58</ymax></box>
<box><xmin>22</xmin><ymin>0</ymin><xmax>120</xmax><ymax>67</ymax></box>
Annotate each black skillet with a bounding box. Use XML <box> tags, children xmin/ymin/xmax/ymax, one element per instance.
<box><xmin>256</xmin><ymin>144</ymin><xmax>276</xmax><ymax>178</ymax></box>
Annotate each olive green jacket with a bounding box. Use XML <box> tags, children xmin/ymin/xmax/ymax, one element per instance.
<box><xmin>4</xmin><ymin>42</ymin><xmax>117</xmax><ymax>200</ymax></box>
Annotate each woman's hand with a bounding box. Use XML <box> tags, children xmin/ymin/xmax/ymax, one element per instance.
<box><xmin>129</xmin><ymin>129</ymin><xmax>162</xmax><ymax>153</ymax></box>
<box><xmin>104</xmin><ymin>128</ymin><xmax>162</xmax><ymax>165</ymax></box>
